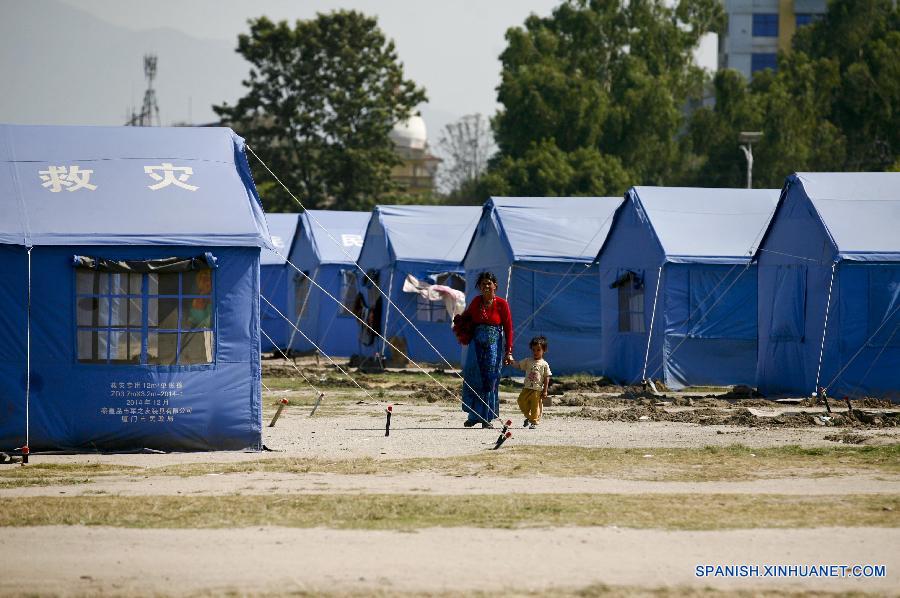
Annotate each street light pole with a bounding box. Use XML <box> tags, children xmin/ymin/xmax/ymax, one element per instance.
<box><xmin>739</xmin><ymin>143</ymin><xmax>753</xmax><ymax>189</ymax></box>
<box><xmin>738</xmin><ymin>131</ymin><xmax>762</xmax><ymax>189</ymax></box>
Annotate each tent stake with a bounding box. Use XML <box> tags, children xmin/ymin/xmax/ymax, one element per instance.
<box><xmin>492</xmin><ymin>430</ymin><xmax>512</xmax><ymax>450</ymax></box>
<box><xmin>309</xmin><ymin>392</ymin><xmax>325</xmax><ymax>416</ymax></box>
<box><xmin>268</xmin><ymin>398</ymin><xmax>289</xmax><ymax>427</ymax></box>
<box><xmin>384</xmin><ymin>404</ymin><xmax>393</xmax><ymax>436</ymax></box>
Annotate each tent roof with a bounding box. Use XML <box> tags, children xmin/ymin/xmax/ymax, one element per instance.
<box><xmin>0</xmin><ymin>124</ymin><xmax>271</xmax><ymax>248</ymax></box>
<box><xmin>375</xmin><ymin>205</ymin><xmax>481</xmax><ymax>264</ymax></box>
<box><xmin>301</xmin><ymin>210</ymin><xmax>371</xmax><ymax>264</ymax></box>
<box><xmin>261</xmin><ymin>213</ymin><xmax>300</xmax><ymax>265</ymax></box>
<box><xmin>624</xmin><ymin>186</ymin><xmax>780</xmax><ymax>262</ymax></box>
<box><xmin>790</xmin><ymin>172</ymin><xmax>900</xmax><ymax>259</ymax></box>
<box><xmin>484</xmin><ymin>196</ymin><xmax>623</xmax><ymax>261</ymax></box>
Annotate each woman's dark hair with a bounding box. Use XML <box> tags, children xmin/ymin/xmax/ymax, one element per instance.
<box><xmin>476</xmin><ymin>271</ymin><xmax>498</xmax><ymax>288</ymax></box>
<box><xmin>529</xmin><ymin>336</ymin><xmax>548</xmax><ymax>351</ymax></box>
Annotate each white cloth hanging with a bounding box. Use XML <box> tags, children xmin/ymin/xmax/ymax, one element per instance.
<box><xmin>402</xmin><ymin>274</ymin><xmax>466</xmax><ymax>321</ymax></box>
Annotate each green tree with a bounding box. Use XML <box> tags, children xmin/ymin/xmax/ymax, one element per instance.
<box><xmin>793</xmin><ymin>0</ymin><xmax>900</xmax><ymax>171</ymax></box>
<box><xmin>486</xmin><ymin>0</ymin><xmax>724</xmax><ymax>197</ymax></box>
<box><xmin>215</xmin><ymin>12</ymin><xmax>426</xmax><ymax>211</ymax></box>
<box><xmin>686</xmin><ymin>0</ymin><xmax>897</xmax><ymax>187</ymax></box>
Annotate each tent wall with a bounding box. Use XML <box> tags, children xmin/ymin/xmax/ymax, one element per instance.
<box><xmin>285</xmin><ymin>211</ymin><xmax>369</xmax><ymax>358</ymax></box>
<box><xmin>0</xmin><ymin>245</ymin><xmax>262</xmax><ymax>452</ymax></box>
<box><xmin>597</xmin><ymin>200</ymin><xmax>666</xmax><ymax>384</ymax></box>
<box><xmin>288</xmin><ymin>264</ymin><xmax>361</xmax><ymax>357</ymax></box>
<box><xmin>365</xmin><ymin>260</ymin><xmax>463</xmax><ymax>366</ymax></box>
<box><xmin>662</xmin><ymin>263</ymin><xmax>758</xmax><ymax>387</ymax></box>
<box><xmin>832</xmin><ymin>263</ymin><xmax>900</xmax><ymax>399</ymax></box>
<box><xmin>506</xmin><ymin>261</ymin><xmax>603</xmax><ymax>375</ymax></box>
<box><xmin>756</xmin><ymin>190</ymin><xmax>837</xmax><ymax>396</ymax></box>
<box><xmin>0</xmin><ymin>245</ymin><xmax>27</xmax><ymax>451</ymax></box>
<box><xmin>260</xmin><ymin>263</ymin><xmax>293</xmax><ymax>352</ymax></box>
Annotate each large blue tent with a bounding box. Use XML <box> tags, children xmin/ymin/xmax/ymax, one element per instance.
<box><xmin>260</xmin><ymin>213</ymin><xmax>300</xmax><ymax>352</ymax></box>
<box><xmin>756</xmin><ymin>172</ymin><xmax>900</xmax><ymax>399</ymax></box>
<box><xmin>462</xmin><ymin>196</ymin><xmax>622</xmax><ymax>374</ymax></box>
<box><xmin>597</xmin><ymin>186</ymin><xmax>779</xmax><ymax>388</ymax></box>
<box><xmin>0</xmin><ymin>124</ymin><xmax>272</xmax><ymax>452</ymax></box>
<box><xmin>356</xmin><ymin>205</ymin><xmax>480</xmax><ymax>365</ymax></box>
<box><xmin>285</xmin><ymin>210</ymin><xmax>371</xmax><ymax>357</ymax></box>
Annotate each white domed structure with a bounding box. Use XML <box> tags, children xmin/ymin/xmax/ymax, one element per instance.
<box><xmin>390</xmin><ymin>115</ymin><xmax>428</xmax><ymax>150</ymax></box>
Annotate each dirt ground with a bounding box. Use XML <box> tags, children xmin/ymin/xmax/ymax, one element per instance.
<box><xmin>3</xmin><ymin>365</ymin><xmax>899</xmax><ymax>596</ymax></box>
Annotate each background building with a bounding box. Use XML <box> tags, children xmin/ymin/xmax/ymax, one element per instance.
<box><xmin>389</xmin><ymin>115</ymin><xmax>441</xmax><ymax>194</ymax></box>
<box><xmin>718</xmin><ymin>0</ymin><xmax>827</xmax><ymax>79</ymax></box>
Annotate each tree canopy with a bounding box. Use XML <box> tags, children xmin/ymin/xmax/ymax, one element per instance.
<box><xmin>482</xmin><ymin>0</ymin><xmax>725</xmax><ymax>198</ymax></box>
<box><xmin>685</xmin><ymin>0</ymin><xmax>899</xmax><ymax>188</ymax></box>
<box><xmin>215</xmin><ymin>11</ymin><xmax>426</xmax><ymax>211</ymax></box>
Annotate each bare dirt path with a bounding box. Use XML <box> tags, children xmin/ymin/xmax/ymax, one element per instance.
<box><xmin>4</xmin><ymin>471</ymin><xmax>899</xmax><ymax>498</ymax></box>
<box><xmin>25</xmin><ymin>400</ymin><xmax>900</xmax><ymax>468</ymax></box>
<box><xmin>3</xmin><ymin>526</ymin><xmax>897</xmax><ymax>596</ymax></box>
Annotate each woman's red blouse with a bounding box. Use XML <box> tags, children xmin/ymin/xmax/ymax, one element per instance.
<box><xmin>464</xmin><ymin>296</ymin><xmax>513</xmax><ymax>353</ymax></box>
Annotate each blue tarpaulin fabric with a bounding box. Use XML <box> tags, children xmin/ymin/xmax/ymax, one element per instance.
<box><xmin>598</xmin><ymin>186</ymin><xmax>779</xmax><ymax>388</ymax></box>
<box><xmin>260</xmin><ymin>214</ymin><xmax>300</xmax><ymax>351</ymax></box>
<box><xmin>0</xmin><ymin>125</ymin><xmax>270</xmax><ymax>452</ymax></box>
<box><xmin>756</xmin><ymin>172</ymin><xmax>900</xmax><ymax>399</ymax></box>
<box><xmin>0</xmin><ymin>124</ymin><xmax>272</xmax><ymax>248</ymax></box>
<box><xmin>286</xmin><ymin>210</ymin><xmax>371</xmax><ymax>357</ymax></box>
<box><xmin>463</xmin><ymin>196</ymin><xmax>622</xmax><ymax>375</ymax></box>
<box><xmin>357</xmin><ymin>205</ymin><xmax>480</xmax><ymax>364</ymax></box>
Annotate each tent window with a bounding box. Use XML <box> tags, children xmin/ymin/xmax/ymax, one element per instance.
<box><xmin>616</xmin><ymin>271</ymin><xmax>645</xmax><ymax>333</ymax></box>
<box><xmin>294</xmin><ymin>272</ymin><xmax>311</xmax><ymax>320</ymax></box>
<box><xmin>868</xmin><ymin>266</ymin><xmax>900</xmax><ymax>348</ymax></box>
<box><xmin>76</xmin><ymin>269</ymin><xmax>214</xmax><ymax>366</ymax></box>
<box><xmin>416</xmin><ymin>272</ymin><xmax>464</xmax><ymax>323</ymax></box>
<box><xmin>339</xmin><ymin>270</ymin><xmax>358</xmax><ymax>318</ymax></box>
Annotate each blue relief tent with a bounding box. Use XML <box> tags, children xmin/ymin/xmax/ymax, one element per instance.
<box><xmin>0</xmin><ymin>124</ymin><xmax>272</xmax><ymax>452</ymax></box>
<box><xmin>284</xmin><ymin>210</ymin><xmax>371</xmax><ymax>357</ymax></box>
<box><xmin>260</xmin><ymin>213</ymin><xmax>300</xmax><ymax>352</ymax></box>
<box><xmin>356</xmin><ymin>205</ymin><xmax>480</xmax><ymax>365</ymax></box>
<box><xmin>596</xmin><ymin>186</ymin><xmax>779</xmax><ymax>388</ymax></box>
<box><xmin>756</xmin><ymin>172</ymin><xmax>900</xmax><ymax>400</ymax></box>
<box><xmin>462</xmin><ymin>196</ymin><xmax>623</xmax><ymax>375</ymax></box>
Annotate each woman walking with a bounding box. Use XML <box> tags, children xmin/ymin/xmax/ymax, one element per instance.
<box><xmin>457</xmin><ymin>271</ymin><xmax>513</xmax><ymax>428</ymax></box>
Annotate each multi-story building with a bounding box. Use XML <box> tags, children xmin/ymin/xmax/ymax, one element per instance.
<box><xmin>718</xmin><ymin>0</ymin><xmax>827</xmax><ymax>79</ymax></box>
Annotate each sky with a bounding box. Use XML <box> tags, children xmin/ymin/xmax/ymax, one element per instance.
<box><xmin>1</xmin><ymin>0</ymin><xmax>717</xmax><ymax>146</ymax></box>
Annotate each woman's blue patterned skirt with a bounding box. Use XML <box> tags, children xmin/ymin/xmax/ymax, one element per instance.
<box><xmin>461</xmin><ymin>324</ymin><xmax>503</xmax><ymax>423</ymax></box>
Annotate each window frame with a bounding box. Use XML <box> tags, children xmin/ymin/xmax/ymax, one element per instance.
<box><xmin>752</xmin><ymin>13</ymin><xmax>779</xmax><ymax>37</ymax></box>
<box><xmin>74</xmin><ymin>268</ymin><xmax>216</xmax><ymax>368</ymax></box>
<box><xmin>617</xmin><ymin>271</ymin><xmax>646</xmax><ymax>334</ymax></box>
<box><xmin>751</xmin><ymin>53</ymin><xmax>778</xmax><ymax>74</ymax></box>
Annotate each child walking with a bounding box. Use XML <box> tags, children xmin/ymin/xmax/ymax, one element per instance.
<box><xmin>513</xmin><ymin>336</ymin><xmax>551</xmax><ymax>428</ymax></box>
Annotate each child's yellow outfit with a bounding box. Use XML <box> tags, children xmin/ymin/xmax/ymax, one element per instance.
<box><xmin>516</xmin><ymin>357</ymin><xmax>552</xmax><ymax>425</ymax></box>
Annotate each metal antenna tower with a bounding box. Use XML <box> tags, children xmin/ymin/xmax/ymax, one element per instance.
<box><xmin>127</xmin><ymin>54</ymin><xmax>161</xmax><ymax>126</ymax></box>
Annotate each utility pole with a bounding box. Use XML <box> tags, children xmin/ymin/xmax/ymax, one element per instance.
<box><xmin>126</xmin><ymin>54</ymin><xmax>161</xmax><ymax>126</ymax></box>
<box><xmin>738</xmin><ymin>131</ymin><xmax>762</xmax><ymax>189</ymax></box>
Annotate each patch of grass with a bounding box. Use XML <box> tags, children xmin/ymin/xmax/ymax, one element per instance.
<box><xmin>5</xmin><ymin>445</ymin><xmax>898</xmax><ymax>488</ymax></box>
<box><xmin>0</xmin><ymin>463</ymin><xmax>138</xmax><ymax>489</ymax></box>
<box><xmin>157</xmin><ymin>444</ymin><xmax>900</xmax><ymax>482</ymax></box>
<box><xmin>1</xmin><ymin>493</ymin><xmax>896</xmax><ymax>530</ymax></box>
